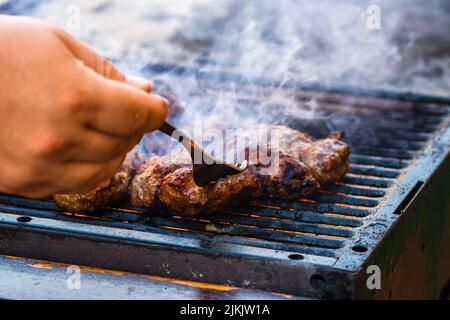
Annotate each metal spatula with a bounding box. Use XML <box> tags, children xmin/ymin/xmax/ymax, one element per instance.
<box><xmin>159</xmin><ymin>122</ymin><xmax>247</xmax><ymax>186</ymax></box>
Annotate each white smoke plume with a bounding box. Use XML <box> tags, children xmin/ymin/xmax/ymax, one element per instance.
<box><xmin>5</xmin><ymin>0</ymin><xmax>449</xmax><ymax>151</ymax></box>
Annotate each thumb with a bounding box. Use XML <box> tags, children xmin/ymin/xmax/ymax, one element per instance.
<box><xmin>80</xmin><ymin>66</ymin><xmax>169</xmax><ymax>137</ymax></box>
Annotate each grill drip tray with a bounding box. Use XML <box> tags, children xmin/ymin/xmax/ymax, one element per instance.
<box><xmin>0</xmin><ymin>67</ymin><xmax>449</xmax><ymax>299</ymax></box>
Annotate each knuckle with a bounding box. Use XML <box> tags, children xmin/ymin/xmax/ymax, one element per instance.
<box><xmin>41</xmin><ymin>19</ymin><xmax>63</xmax><ymax>34</ymax></box>
<box><xmin>95</xmin><ymin>56</ymin><xmax>122</xmax><ymax>80</ymax></box>
<box><xmin>34</xmin><ymin>19</ymin><xmax>60</xmax><ymax>34</ymax></box>
<box><xmin>141</xmin><ymin>96</ymin><xmax>169</xmax><ymax>132</ymax></box>
<box><xmin>158</xmin><ymin>98</ymin><xmax>170</xmax><ymax>119</ymax></box>
<box><xmin>29</xmin><ymin>132</ymin><xmax>69</xmax><ymax>156</ymax></box>
<box><xmin>9</xmin><ymin>162</ymin><xmax>39</xmax><ymax>180</ymax></box>
<box><xmin>1</xmin><ymin>168</ymin><xmax>42</xmax><ymax>196</ymax></box>
<box><xmin>152</xmin><ymin>99</ymin><xmax>170</xmax><ymax>129</ymax></box>
<box><xmin>49</xmin><ymin>24</ymin><xmax>64</xmax><ymax>36</ymax></box>
<box><xmin>59</xmin><ymin>88</ymin><xmax>84</xmax><ymax>113</ymax></box>
<box><xmin>94</xmin><ymin>56</ymin><xmax>105</xmax><ymax>77</ymax></box>
<box><xmin>106</xmin><ymin>60</ymin><xmax>125</xmax><ymax>81</ymax></box>
<box><xmin>132</xmin><ymin>112</ymin><xmax>148</xmax><ymax>133</ymax></box>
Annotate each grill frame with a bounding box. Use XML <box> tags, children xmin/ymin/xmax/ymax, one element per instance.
<box><xmin>0</xmin><ymin>64</ymin><xmax>449</xmax><ymax>299</ymax></box>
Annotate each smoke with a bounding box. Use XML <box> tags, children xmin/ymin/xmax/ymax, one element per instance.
<box><xmin>6</xmin><ymin>0</ymin><xmax>449</xmax><ymax>151</ymax></box>
<box><xmin>162</xmin><ymin>0</ymin><xmax>450</xmax><ymax>137</ymax></box>
<box><xmin>15</xmin><ymin>0</ymin><xmax>449</xmax><ymax>97</ymax></box>
<box><xmin>192</xmin><ymin>0</ymin><xmax>450</xmax><ymax>93</ymax></box>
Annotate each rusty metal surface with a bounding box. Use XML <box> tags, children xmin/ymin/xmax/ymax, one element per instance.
<box><xmin>0</xmin><ymin>217</ymin><xmax>349</xmax><ymax>298</ymax></box>
<box><xmin>355</xmin><ymin>146</ymin><xmax>450</xmax><ymax>299</ymax></box>
<box><xmin>0</xmin><ymin>255</ymin><xmax>299</xmax><ymax>300</ymax></box>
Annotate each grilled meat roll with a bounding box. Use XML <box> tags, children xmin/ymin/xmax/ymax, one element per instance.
<box><xmin>53</xmin><ymin>125</ymin><xmax>349</xmax><ymax>215</ymax></box>
<box><xmin>130</xmin><ymin>150</ymin><xmax>190</xmax><ymax>207</ymax></box>
<box><xmin>264</xmin><ymin>153</ymin><xmax>319</xmax><ymax>199</ymax></box>
<box><xmin>158</xmin><ymin>152</ymin><xmax>321</xmax><ymax>215</ymax></box>
<box><xmin>143</xmin><ymin>127</ymin><xmax>348</xmax><ymax>215</ymax></box>
<box><xmin>159</xmin><ymin>165</ymin><xmax>266</xmax><ymax>216</ymax></box>
<box><xmin>255</xmin><ymin>125</ymin><xmax>350</xmax><ymax>184</ymax></box>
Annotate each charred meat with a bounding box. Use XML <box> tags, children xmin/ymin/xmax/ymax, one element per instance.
<box><xmin>159</xmin><ymin>165</ymin><xmax>265</xmax><ymax>216</ymax></box>
<box><xmin>131</xmin><ymin>126</ymin><xmax>348</xmax><ymax>215</ymax></box>
<box><xmin>53</xmin><ymin>125</ymin><xmax>350</xmax><ymax>215</ymax></box>
<box><xmin>252</xmin><ymin>125</ymin><xmax>350</xmax><ymax>184</ymax></box>
<box><xmin>130</xmin><ymin>150</ymin><xmax>190</xmax><ymax>207</ymax></box>
<box><xmin>158</xmin><ymin>152</ymin><xmax>320</xmax><ymax>215</ymax></box>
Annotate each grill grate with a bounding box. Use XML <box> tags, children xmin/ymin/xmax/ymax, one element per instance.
<box><xmin>0</xmin><ymin>77</ymin><xmax>449</xmax><ymax>261</ymax></box>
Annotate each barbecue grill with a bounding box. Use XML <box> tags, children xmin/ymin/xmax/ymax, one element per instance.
<box><xmin>0</xmin><ymin>62</ymin><xmax>449</xmax><ymax>299</ymax></box>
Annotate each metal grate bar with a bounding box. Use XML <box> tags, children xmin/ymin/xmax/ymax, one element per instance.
<box><xmin>307</xmin><ymin>193</ymin><xmax>379</xmax><ymax>207</ymax></box>
<box><xmin>342</xmin><ymin>174</ymin><xmax>394</xmax><ymax>188</ymax></box>
<box><xmin>325</xmin><ymin>184</ymin><xmax>385</xmax><ymax>197</ymax></box>
<box><xmin>345</xmin><ymin>138</ymin><xmax>425</xmax><ymax>151</ymax></box>
<box><xmin>263</xmin><ymin>198</ymin><xmax>372</xmax><ymax>217</ymax></box>
<box><xmin>351</xmin><ymin>147</ymin><xmax>418</xmax><ymax>159</ymax></box>
<box><xmin>369</xmin><ymin>131</ymin><xmax>432</xmax><ymax>142</ymax></box>
<box><xmin>150</xmin><ymin>218</ymin><xmax>346</xmax><ymax>249</ymax></box>
<box><xmin>350</xmin><ymin>154</ymin><xmax>410</xmax><ymax>169</ymax></box>
<box><xmin>224</xmin><ymin>207</ymin><xmax>364</xmax><ymax>227</ymax></box>
<box><xmin>348</xmin><ymin>164</ymin><xmax>401</xmax><ymax>179</ymax></box>
<box><xmin>187</xmin><ymin>214</ymin><xmax>354</xmax><ymax>237</ymax></box>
